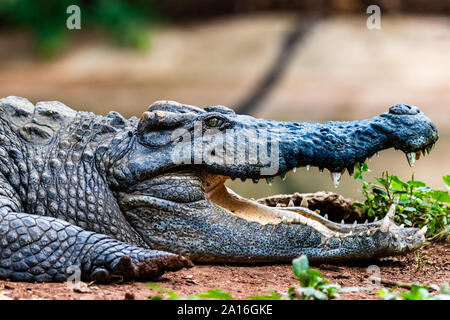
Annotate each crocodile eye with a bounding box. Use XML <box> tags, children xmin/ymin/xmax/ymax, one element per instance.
<box><xmin>205</xmin><ymin>117</ymin><xmax>223</xmax><ymax>128</ymax></box>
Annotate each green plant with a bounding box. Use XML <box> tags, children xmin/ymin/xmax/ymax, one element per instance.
<box><xmin>146</xmin><ymin>255</ymin><xmax>449</xmax><ymax>301</ymax></box>
<box><xmin>415</xmin><ymin>249</ymin><xmax>429</xmax><ymax>272</ymax></box>
<box><xmin>289</xmin><ymin>255</ymin><xmax>340</xmax><ymax>299</ymax></box>
<box><xmin>0</xmin><ymin>0</ymin><xmax>165</xmax><ymax>58</ymax></box>
<box><xmin>147</xmin><ymin>282</ymin><xmax>233</xmax><ymax>300</ymax></box>
<box><xmin>378</xmin><ymin>282</ymin><xmax>450</xmax><ymax>300</ymax></box>
<box><xmin>353</xmin><ymin>164</ymin><xmax>449</xmax><ymax>240</ymax></box>
<box><xmin>249</xmin><ymin>255</ymin><xmax>340</xmax><ymax>300</ymax></box>
<box><xmin>147</xmin><ymin>255</ymin><xmax>341</xmax><ymax>300</ymax></box>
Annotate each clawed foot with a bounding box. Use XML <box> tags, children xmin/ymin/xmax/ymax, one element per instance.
<box><xmin>90</xmin><ymin>252</ymin><xmax>193</xmax><ymax>283</ymax></box>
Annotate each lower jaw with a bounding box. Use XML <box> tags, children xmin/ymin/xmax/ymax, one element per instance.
<box><xmin>118</xmin><ymin>173</ymin><xmax>426</xmax><ymax>262</ymax></box>
<box><xmin>203</xmin><ymin>174</ymin><xmax>379</xmax><ymax>237</ymax></box>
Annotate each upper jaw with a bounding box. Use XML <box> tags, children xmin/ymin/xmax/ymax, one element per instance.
<box><xmin>204</xmin><ymin>108</ymin><xmax>438</xmax><ymax>184</ymax></box>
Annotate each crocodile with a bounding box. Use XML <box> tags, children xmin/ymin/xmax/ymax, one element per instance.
<box><xmin>0</xmin><ymin>96</ymin><xmax>438</xmax><ymax>282</ymax></box>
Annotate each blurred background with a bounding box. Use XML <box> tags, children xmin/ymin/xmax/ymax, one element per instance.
<box><xmin>0</xmin><ymin>0</ymin><xmax>449</xmax><ymax>201</ymax></box>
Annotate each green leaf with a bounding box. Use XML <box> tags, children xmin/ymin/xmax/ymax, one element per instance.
<box><xmin>292</xmin><ymin>255</ymin><xmax>309</xmax><ymax>278</ymax></box>
<box><xmin>391</xmin><ymin>176</ymin><xmax>408</xmax><ymax>188</ymax></box>
<box><xmin>321</xmin><ymin>284</ymin><xmax>341</xmax><ymax>298</ymax></box>
<box><xmin>353</xmin><ymin>202</ymin><xmax>364</xmax><ymax>208</ymax></box>
<box><xmin>167</xmin><ymin>290</ymin><xmax>180</xmax><ymax>300</ymax></box>
<box><xmin>296</xmin><ymin>287</ymin><xmax>327</xmax><ymax>300</ymax></box>
<box><xmin>401</xmin><ymin>285</ymin><xmax>431</xmax><ymax>300</ymax></box>
<box><xmin>195</xmin><ymin>289</ymin><xmax>233</xmax><ymax>300</ymax></box>
<box><xmin>430</xmin><ymin>190</ymin><xmax>450</xmax><ymax>203</ymax></box>
<box><xmin>372</xmin><ymin>188</ymin><xmax>387</xmax><ymax>196</ymax></box>
<box><xmin>407</xmin><ymin>181</ymin><xmax>426</xmax><ymax>188</ymax></box>
<box><xmin>248</xmin><ymin>291</ymin><xmax>281</xmax><ymax>300</ymax></box>
<box><xmin>443</xmin><ymin>175</ymin><xmax>450</xmax><ymax>187</ymax></box>
<box><xmin>378</xmin><ymin>289</ymin><xmax>399</xmax><ymax>300</ymax></box>
<box><xmin>375</xmin><ymin>177</ymin><xmax>390</xmax><ymax>187</ymax></box>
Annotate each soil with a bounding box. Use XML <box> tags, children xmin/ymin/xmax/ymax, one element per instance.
<box><xmin>0</xmin><ymin>242</ymin><xmax>448</xmax><ymax>300</ymax></box>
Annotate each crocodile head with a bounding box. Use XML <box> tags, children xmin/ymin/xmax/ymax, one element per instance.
<box><xmin>113</xmin><ymin>101</ymin><xmax>438</xmax><ymax>262</ymax></box>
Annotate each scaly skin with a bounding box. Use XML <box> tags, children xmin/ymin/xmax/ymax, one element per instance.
<box><xmin>0</xmin><ymin>96</ymin><xmax>438</xmax><ymax>282</ymax></box>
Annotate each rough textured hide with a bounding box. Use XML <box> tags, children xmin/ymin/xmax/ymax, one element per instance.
<box><xmin>0</xmin><ymin>96</ymin><xmax>439</xmax><ymax>282</ymax></box>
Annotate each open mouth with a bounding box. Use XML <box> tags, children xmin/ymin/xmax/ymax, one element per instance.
<box><xmin>203</xmin><ymin>144</ymin><xmax>435</xmax><ymax>237</ymax></box>
<box><xmin>118</xmin><ymin>145</ymin><xmax>433</xmax><ymax>262</ymax></box>
<box><xmin>120</xmin><ymin>145</ymin><xmax>434</xmax><ymax>240</ymax></box>
<box><xmin>204</xmin><ymin>173</ymin><xmax>384</xmax><ymax>239</ymax></box>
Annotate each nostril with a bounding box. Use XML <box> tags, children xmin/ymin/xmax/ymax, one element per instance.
<box><xmin>389</xmin><ymin>104</ymin><xmax>420</xmax><ymax>115</ymax></box>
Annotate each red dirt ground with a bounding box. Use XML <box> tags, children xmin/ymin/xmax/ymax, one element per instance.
<box><xmin>0</xmin><ymin>242</ymin><xmax>448</xmax><ymax>300</ymax></box>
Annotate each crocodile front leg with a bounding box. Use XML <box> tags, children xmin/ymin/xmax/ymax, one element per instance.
<box><xmin>0</xmin><ymin>204</ymin><xmax>192</xmax><ymax>282</ymax></box>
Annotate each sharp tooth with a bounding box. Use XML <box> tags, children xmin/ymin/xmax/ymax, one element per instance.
<box><xmin>399</xmin><ymin>224</ymin><xmax>404</xmax><ymax>228</ymax></box>
<box><xmin>266</xmin><ymin>177</ymin><xmax>273</xmax><ymax>185</ymax></box>
<box><xmin>252</xmin><ymin>178</ymin><xmax>259</xmax><ymax>184</ymax></box>
<box><xmin>293</xmin><ymin>167</ymin><xmax>297</xmax><ymax>173</ymax></box>
<box><xmin>367</xmin><ymin>230</ymin><xmax>371</xmax><ymax>236</ymax></box>
<box><xmin>380</xmin><ymin>215</ymin><xmax>390</xmax><ymax>233</ymax></box>
<box><xmin>364</xmin><ymin>219</ymin><xmax>368</xmax><ymax>224</ymax></box>
<box><xmin>416</xmin><ymin>225</ymin><xmax>427</xmax><ymax>237</ymax></box>
<box><xmin>348</xmin><ymin>231</ymin><xmax>353</xmax><ymax>236</ymax></box>
<box><xmin>300</xmin><ymin>198</ymin><xmax>308</xmax><ymax>207</ymax></box>
<box><xmin>306</xmin><ymin>165</ymin><xmax>311</xmax><ymax>171</ymax></box>
<box><xmin>406</xmin><ymin>152</ymin><xmax>416</xmax><ymax>167</ymax></box>
<box><xmin>280</xmin><ymin>172</ymin><xmax>287</xmax><ymax>181</ymax></box>
<box><xmin>421</xmin><ymin>149</ymin><xmax>427</xmax><ymax>157</ymax></box>
<box><xmin>415</xmin><ymin>151</ymin><xmax>421</xmax><ymax>160</ymax></box>
<box><xmin>374</xmin><ymin>217</ymin><xmax>378</xmax><ymax>222</ymax></box>
<box><xmin>347</xmin><ymin>166</ymin><xmax>354</xmax><ymax>176</ymax></box>
<box><xmin>380</xmin><ymin>204</ymin><xmax>395</xmax><ymax>233</ymax></box>
<box><xmin>330</xmin><ymin>172</ymin><xmax>341</xmax><ymax>188</ymax></box>
<box><xmin>319</xmin><ymin>167</ymin><xmax>324</xmax><ymax>173</ymax></box>
<box><xmin>386</xmin><ymin>203</ymin><xmax>396</xmax><ymax>219</ymax></box>
<box><xmin>288</xmin><ymin>200</ymin><xmax>295</xmax><ymax>207</ymax></box>
<box><xmin>376</xmin><ymin>151</ymin><xmax>380</xmax><ymax>157</ymax></box>
<box><xmin>353</xmin><ymin>221</ymin><xmax>357</xmax><ymax>225</ymax></box>
<box><xmin>340</xmin><ymin>219</ymin><xmax>345</xmax><ymax>224</ymax></box>
<box><xmin>324</xmin><ymin>214</ymin><xmax>328</xmax><ymax>220</ymax></box>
